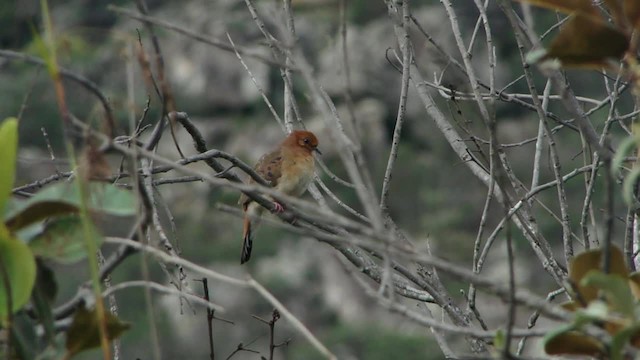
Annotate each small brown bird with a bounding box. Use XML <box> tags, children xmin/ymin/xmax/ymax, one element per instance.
<box><xmin>238</xmin><ymin>130</ymin><xmax>321</xmax><ymax>264</ymax></box>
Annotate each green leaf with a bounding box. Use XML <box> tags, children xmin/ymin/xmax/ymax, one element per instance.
<box><xmin>31</xmin><ymin>261</ymin><xmax>57</xmax><ymax>344</ymax></box>
<box><xmin>34</xmin><ymin>260</ymin><xmax>57</xmax><ymax>303</ymax></box>
<box><xmin>612</xmin><ymin>134</ymin><xmax>639</xmax><ymax>176</ymax></box>
<box><xmin>543</xmin><ymin>315</ymin><xmax>605</xmax><ymax>356</ymax></box>
<box><xmin>623</xmin><ymin>165</ymin><xmax>640</xmax><ymax>206</ymax></box>
<box><xmin>582</xmin><ymin>270</ymin><xmax>636</xmax><ymax>318</ymax></box>
<box><xmin>38</xmin><ymin>0</ymin><xmax>60</xmax><ymax>78</ymax></box>
<box><xmin>568</xmin><ymin>245</ymin><xmax>629</xmax><ymax>303</ymax></box>
<box><xmin>545</xmin><ymin>14</ymin><xmax>629</xmax><ymax>68</ymax></box>
<box><xmin>11</xmin><ymin>313</ymin><xmax>38</xmax><ymax>360</ymax></box>
<box><xmin>629</xmin><ymin>272</ymin><xmax>640</xmax><ymax>299</ymax></box>
<box><xmin>29</xmin><ymin>215</ymin><xmax>103</xmax><ymax>264</ymax></box>
<box><xmin>493</xmin><ymin>328</ymin><xmax>505</xmax><ymax>351</ymax></box>
<box><xmin>36</xmin><ymin>333</ymin><xmax>66</xmax><ymax>360</ymax></box>
<box><xmin>580</xmin><ymin>300</ymin><xmax>610</xmax><ymax>320</ymax></box>
<box><xmin>5</xmin><ymin>200</ymin><xmax>78</xmax><ymax>231</ymax></box>
<box><xmin>0</xmin><ymin>225</ymin><xmax>37</xmax><ymax>321</ymax></box>
<box><xmin>543</xmin><ymin>328</ymin><xmax>604</xmax><ymax>356</ymax></box>
<box><xmin>15</xmin><ymin>222</ymin><xmax>46</xmax><ymax>245</ymax></box>
<box><xmin>610</xmin><ymin>323</ymin><xmax>640</xmax><ymax>360</ymax></box>
<box><xmin>0</xmin><ymin>117</ymin><xmax>18</xmax><ymax>215</ymax></box>
<box><xmin>65</xmin><ymin>306</ymin><xmax>130</xmax><ymax>358</ymax></box>
<box><xmin>14</xmin><ymin>182</ymin><xmax>136</xmax><ymax>217</ymax></box>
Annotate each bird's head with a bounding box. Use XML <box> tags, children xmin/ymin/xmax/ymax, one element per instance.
<box><xmin>289</xmin><ymin>130</ymin><xmax>321</xmax><ymax>154</ymax></box>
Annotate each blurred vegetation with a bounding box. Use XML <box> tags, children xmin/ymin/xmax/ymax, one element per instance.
<box><xmin>3</xmin><ymin>0</ymin><xmax>639</xmax><ymax>358</ymax></box>
<box><xmin>288</xmin><ymin>322</ymin><xmax>441</xmax><ymax>360</ymax></box>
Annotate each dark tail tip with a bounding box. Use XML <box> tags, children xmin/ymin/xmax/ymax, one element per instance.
<box><xmin>240</xmin><ymin>234</ymin><xmax>252</xmax><ymax>264</ymax></box>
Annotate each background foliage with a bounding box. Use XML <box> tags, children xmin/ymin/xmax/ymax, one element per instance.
<box><xmin>2</xmin><ymin>0</ymin><xmax>640</xmax><ymax>359</ymax></box>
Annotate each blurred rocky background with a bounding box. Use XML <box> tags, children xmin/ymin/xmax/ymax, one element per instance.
<box><xmin>1</xmin><ymin>0</ymin><xmax>624</xmax><ymax>358</ymax></box>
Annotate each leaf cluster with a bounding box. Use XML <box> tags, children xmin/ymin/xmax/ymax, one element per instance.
<box><xmin>0</xmin><ymin>117</ymin><xmax>135</xmax><ymax>359</ymax></box>
<box><xmin>517</xmin><ymin>0</ymin><xmax>640</xmax><ymax>68</ymax></box>
<box><xmin>544</xmin><ymin>246</ymin><xmax>640</xmax><ymax>359</ymax></box>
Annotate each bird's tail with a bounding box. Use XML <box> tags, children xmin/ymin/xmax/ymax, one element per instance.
<box><xmin>241</xmin><ymin>215</ymin><xmax>253</xmax><ymax>264</ymax></box>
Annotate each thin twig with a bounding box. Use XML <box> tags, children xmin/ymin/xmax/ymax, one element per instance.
<box><xmin>108</xmin><ymin>5</ymin><xmax>286</xmax><ymax>68</ymax></box>
<box><xmin>103</xmin><ymin>236</ymin><xmax>336</xmax><ymax>359</ymax></box>
<box><xmin>338</xmin><ymin>0</ymin><xmax>361</xmax><ymax>145</ymax></box>
<box><xmin>199</xmin><ymin>278</ymin><xmax>215</xmax><ymax>360</ymax></box>
<box><xmin>101</xmin><ymin>280</ymin><xmax>224</xmax><ymax>313</ymax></box>
<box><xmin>226</xmin><ymin>32</ymin><xmax>285</xmax><ymax>131</ymax></box>
<box><xmin>380</xmin><ymin>1</ymin><xmax>412</xmax><ymax>211</ymax></box>
<box><xmin>516</xmin><ymin>288</ymin><xmax>566</xmax><ymax>355</ymax></box>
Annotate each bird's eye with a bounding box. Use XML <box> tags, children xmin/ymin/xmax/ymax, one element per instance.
<box><xmin>303</xmin><ymin>138</ymin><xmax>310</xmax><ymax>144</ymax></box>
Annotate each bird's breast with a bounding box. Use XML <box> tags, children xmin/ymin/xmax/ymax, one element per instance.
<box><xmin>277</xmin><ymin>153</ymin><xmax>315</xmax><ymax>196</ymax></box>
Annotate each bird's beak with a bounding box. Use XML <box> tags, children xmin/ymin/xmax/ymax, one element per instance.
<box><xmin>314</xmin><ymin>148</ymin><xmax>322</xmax><ymax>155</ymax></box>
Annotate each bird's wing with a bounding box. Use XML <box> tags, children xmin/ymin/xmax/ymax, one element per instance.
<box><xmin>238</xmin><ymin>149</ymin><xmax>283</xmax><ymax>207</ymax></box>
<box><xmin>254</xmin><ymin>149</ymin><xmax>284</xmax><ymax>186</ymax></box>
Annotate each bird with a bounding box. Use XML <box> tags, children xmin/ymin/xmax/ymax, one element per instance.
<box><xmin>238</xmin><ymin>130</ymin><xmax>321</xmax><ymax>264</ymax></box>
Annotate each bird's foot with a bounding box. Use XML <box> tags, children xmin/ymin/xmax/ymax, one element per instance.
<box><xmin>272</xmin><ymin>201</ymin><xmax>285</xmax><ymax>213</ymax></box>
